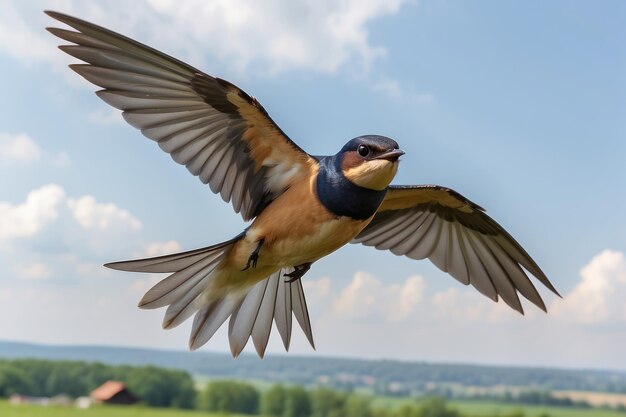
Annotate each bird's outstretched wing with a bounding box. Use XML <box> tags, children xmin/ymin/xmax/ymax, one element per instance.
<box><xmin>353</xmin><ymin>185</ymin><xmax>560</xmax><ymax>313</ymax></box>
<box><xmin>46</xmin><ymin>11</ymin><xmax>315</xmax><ymax>221</ymax></box>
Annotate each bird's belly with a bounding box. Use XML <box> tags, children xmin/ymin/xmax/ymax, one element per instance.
<box><xmin>267</xmin><ymin>217</ymin><xmax>365</xmax><ymax>266</ymax></box>
<box><xmin>228</xmin><ymin>216</ymin><xmax>368</xmax><ymax>272</ymax></box>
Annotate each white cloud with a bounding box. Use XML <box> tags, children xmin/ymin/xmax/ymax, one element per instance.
<box><xmin>0</xmin><ymin>184</ymin><xmax>65</xmax><ymax>240</ymax></box>
<box><xmin>0</xmin><ymin>184</ymin><xmax>148</xmax><ymax>292</ymax></box>
<box><xmin>67</xmin><ymin>196</ymin><xmax>141</xmax><ymax>231</ymax></box>
<box><xmin>3</xmin><ymin>0</ymin><xmax>407</xmax><ymax>76</ymax></box>
<box><xmin>0</xmin><ymin>132</ymin><xmax>41</xmax><ymax>165</ymax></box>
<box><xmin>145</xmin><ymin>0</ymin><xmax>407</xmax><ymax>74</ymax></box>
<box><xmin>322</xmin><ymin>271</ymin><xmax>510</xmax><ymax>325</ymax></box>
<box><xmin>333</xmin><ymin>272</ymin><xmax>425</xmax><ymax>322</ymax></box>
<box><xmin>1</xmin><ymin>1</ymin><xmax>420</xmax><ymax>111</ymax></box>
<box><xmin>0</xmin><ymin>184</ymin><xmax>144</xmax><ymax>268</ymax></box>
<box><xmin>552</xmin><ymin>250</ymin><xmax>626</xmax><ymax>324</ymax></box>
<box><xmin>0</xmin><ymin>132</ymin><xmax>71</xmax><ymax>168</ymax></box>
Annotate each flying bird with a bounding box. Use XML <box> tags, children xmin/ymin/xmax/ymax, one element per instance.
<box><xmin>47</xmin><ymin>11</ymin><xmax>559</xmax><ymax>358</ymax></box>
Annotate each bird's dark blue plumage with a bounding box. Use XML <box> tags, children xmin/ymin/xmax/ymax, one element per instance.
<box><xmin>315</xmin><ymin>135</ymin><xmax>396</xmax><ymax>220</ymax></box>
<box><xmin>316</xmin><ymin>155</ymin><xmax>387</xmax><ymax>220</ymax></box>
<box><xmin>340</xmin><ymin>135</ymin><xmax>400</xmax><ymax>153</ymax></box>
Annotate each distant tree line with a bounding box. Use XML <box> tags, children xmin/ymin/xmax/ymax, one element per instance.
<box><xmin>156</xmin><ymin>352</ymin><xmax>626</xmax><ymax>395</ymax></box>
<box><xmin>197</xmin><ymin>381</ymin><xmax>550</xmax><ymax>417</ymax></box>
<box><xmin>420</xmin><ymin>384</ymin><xmax>595</xmax><ymax>409</ymax></box>
<box><xmin>0</xmin><ymin>359</ymin><xmax>195</xmax><ymax>408</ymax></box>
<box><xmin>460</xmin><ymin>390</ymin><xmax>592</xmax><ymax>409</ymax></box>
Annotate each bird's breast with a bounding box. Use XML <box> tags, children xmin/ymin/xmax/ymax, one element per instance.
<box><xmin>228</xmin><ymin>167</ymin><xmax>371</xmax><ymax>268</ymax></box>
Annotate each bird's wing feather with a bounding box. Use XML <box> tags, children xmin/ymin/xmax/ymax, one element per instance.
<box><xmin>353</xmin><ymin>185</ymin><xmax>560</xmax><ymax>313</ymax></box>
<box><xmin>46</xmin><ymin>11</ymin><xmax>315</xmax><ymax>220</ymax></box>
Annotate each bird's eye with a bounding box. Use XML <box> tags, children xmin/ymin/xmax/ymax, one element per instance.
<box><xmin>357</xmin><ymin>145</ymin><xmax>370</xmax><ymax>157</ymax></box>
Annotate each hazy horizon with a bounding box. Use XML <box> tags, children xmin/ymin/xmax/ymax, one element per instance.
<box><xmin>3</xmin><ymin>338</ymin><xmax>626</xmax><ymax>374</ymax></box>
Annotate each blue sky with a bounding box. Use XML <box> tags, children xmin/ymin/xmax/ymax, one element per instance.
<box><xmin>0</xmin><ymin>1</ymin><xmax>625</xmax><ymax>369</ymax></box>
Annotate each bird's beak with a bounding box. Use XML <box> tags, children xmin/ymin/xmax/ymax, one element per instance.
<box><xmin>374</xmin><ymin>149</ymin><xmax>405</xmax><ymax>162</ymax></box>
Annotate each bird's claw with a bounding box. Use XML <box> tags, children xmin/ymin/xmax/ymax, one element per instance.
<box><xmin>242</xmin><ymin>238</ymin><xmax>264</xmax><ymax>271</ymax></box>
<box><xmin>283</xmin><ymin>270</ymin><xmax>302</xmax><ymax>283</ymax></box>
<box><xmin>283</xmin><ymin>263</ymin><xmax>311</xmax><ymax>283</ymax></box>
<box><xmin>242</xmin><ymin>253</ymin><xmax>259</xmax><ymax>271</ymax></box>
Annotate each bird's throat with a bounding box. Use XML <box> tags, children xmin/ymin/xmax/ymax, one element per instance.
<box><xmin>315</xmin><ymin>156</ymin><xmax>387</xmax><ymax>220</ymax></box>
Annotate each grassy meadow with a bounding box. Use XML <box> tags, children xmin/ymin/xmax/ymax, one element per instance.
<box><xmin>451</xmin><ymin>400</ymin><xmax>625</xmax><ymax>417</ymax></box>
<box><xmin>372</xmin><ymin>396</ymin><xmax>626</xmax><ymax>417</ymax></box>
<box><xmin>4</xmin><ymin>399</ymin><xmax>626</xmax><ymax>417</ymax></box>
<box><xmin>0</xmin><ymin>401</ymin><xmax>244</xmax><ymax>417</ymax></box>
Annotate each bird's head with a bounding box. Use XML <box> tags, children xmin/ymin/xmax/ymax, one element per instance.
<box><xmin>338</xmin><ymin>135</ymin><xmax>404</xmax><ymax>190</ymax></box>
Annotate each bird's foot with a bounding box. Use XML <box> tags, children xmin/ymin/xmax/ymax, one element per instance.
<box><xmin>284</xmin><ymin>263</ymin><xmax>311</xmax><ymax>283</ymax></box>
<box><xmin>242</xmin><ymin>239</ymin><xmax>264</xmax><ymax>271</ymax></box>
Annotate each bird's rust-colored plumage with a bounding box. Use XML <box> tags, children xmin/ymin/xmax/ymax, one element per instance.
<box><xmin>228</xmin><ymin>163</ymin><xmax>369</xmax><ymax>270</ymax></box>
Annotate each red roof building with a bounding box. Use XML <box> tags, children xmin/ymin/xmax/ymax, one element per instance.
<box><xmin>90</xmin><ymin>381</ymin><xmax>138</xmax><ymax>405</ymax></box>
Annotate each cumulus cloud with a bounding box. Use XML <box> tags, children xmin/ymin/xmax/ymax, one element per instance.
<box><xmin>0</xmin><ymin>184</ymin><xmax>143</xmax><ymax>275</ymax></box>
<box><xmin>333</xmin><ymin>272</ymin><xmax>425</xmax><ymax>322</ymax></box>
<box><xmin>146</xmin><ymin>0</ymin><xmax>406</xmax><ymax>74</ymax></box>
<box><xmin>0</xmin><ymin>132</ymin><xmax>41</xmax><ymax>165</ymax></box>
<box><xmin>68</xmin><ymin>196</ymin><xmax>141</xmax><ymax>231</ymax></box>
<box><xmin>0</xmin><ymin>132</ymin><xmax>71</xmax><ymax>168</ymax></box>
<box><xmin>552</xmin><ymin>250</ymin><xmax>626</xmax><ymax>324</ymax></box>
<box><xmin>309</xmin><ymin>271</ymin><xmax>516</xmax><ymax>326</ymax></box>
<box><xmin>3</xmin><ymin>0</ymin><xmax>407</xmax><ymax>76</ymax></box>
<box><xmin>0</xmin><ymin>184</ymin><xmax>65</xmax><ymax>240</ymax></box>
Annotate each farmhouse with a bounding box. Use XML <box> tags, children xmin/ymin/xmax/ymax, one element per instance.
<box><xmin>90</xmin><ymin>381</ymin><xmax>138</xmax><ymax>405</ymax></box>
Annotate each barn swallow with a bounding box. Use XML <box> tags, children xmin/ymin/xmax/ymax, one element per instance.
<box><xmin>47</xmin><ymin>11</ymin><xmax>560</xmax><ymax>358</ymax></box>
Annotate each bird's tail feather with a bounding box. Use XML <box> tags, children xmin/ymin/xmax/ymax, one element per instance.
<box><xmin>104</xmin><ymin>234</ymin><xmax>243</xmax><ymax>273</ymax></box>
<box><xmin>104</xmin><ymin>235</ymin><xmax>314</xmax><ymax>357</ymax></box>
<box><xmin>226</xmin><ymin>267</ymin><xmax>314</xmax><ymax>357</ymax></box>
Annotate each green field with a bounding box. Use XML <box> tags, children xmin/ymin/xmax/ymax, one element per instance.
<box><xmin>3</xmin><ymin>399</ymin><xmax>625</xmax><ymax>417</ymax></box>
<box><xmin>372</xmin><ymin>397</ymin><xmax>625</xmax><ymax>417</ymax></box>
<box><xmin>451</xmin><ymin>400</ymin><xmax>625</xmax><ymax>417</ymax></box>
<box><xmin>0</xmin><ymin>401</ymin><xmax>244</xmax><ymax>417</ymax></box>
